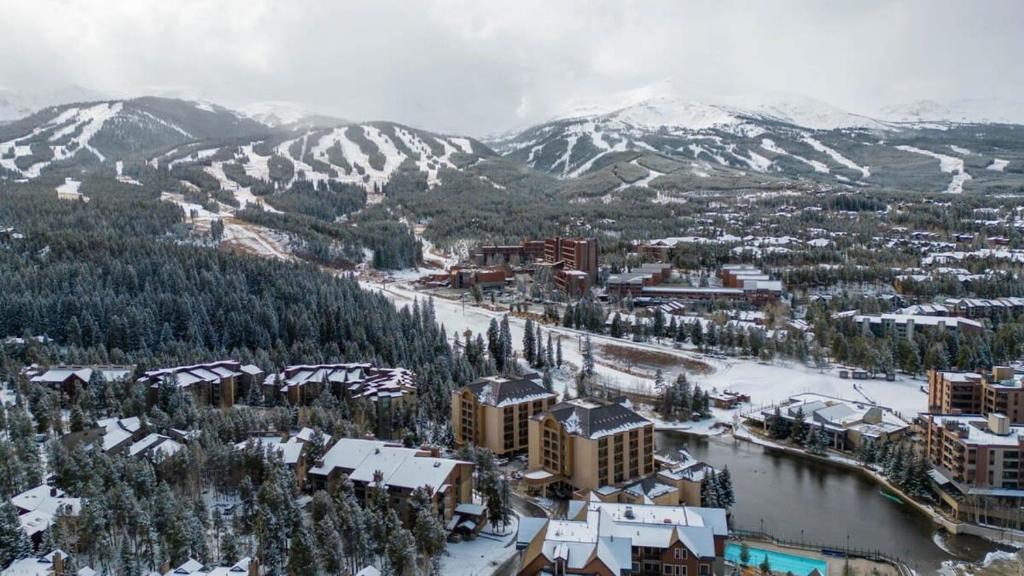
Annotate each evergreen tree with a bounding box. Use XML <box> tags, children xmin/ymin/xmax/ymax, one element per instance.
<box><xmin>0</xmin><ymin>500</ymin><xmax>31</xmax><ymax>568</ymax></box>
<box><xmin>523</xmin><ymin>318</ymin><xmax>536</xmax><ymax>365</ymax></box>
<box><xmin>790</xmin><ymin>407</ymin><xmax>806</xmax><ymax>445</ymax></box>
<box><xmin>717</xmin><ymin>467</ymin><xmax>735</xmax><ymax>508</ymax></box>
<box><xmin>287</xmin><ymin>523</ymin><xmax>319</xmax><ymax>576</ymax></box>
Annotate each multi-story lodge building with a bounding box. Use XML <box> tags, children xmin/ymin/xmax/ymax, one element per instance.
<box><xmin>516</xmin><ymin>497</ymin><xmax>728</xmax><ymax>576</ymax></box>
<box><xmin>923</xmin><ymin>413</ymin><xmax>1024</xmax><ymax>526</ymax></box>
<box><xmin>27</xmin><ymin>365</ymin><xmax>133</xmax><ymax>403</ymax></box>
<box><xmin>928</xmin><ymin>367</ymin><xmax>1024</xmax><ymax>423</ymax></box>
<box><xmin>308</xmin><ymin>438</ymin><xmax>473</xmax><ymax>525</ymax></box>
<box><xmin>525</xmin><ymin>398</ymin><xmax>655</xmax><ymax>495</ymax></box>
<box><xmin>471</xmin><ymin>236</ymin><xmax>599</xmax><ymax>296</ymax></box>
<box><xmin>269</xmin><ymin>363</ymin><xmax>415</xmax><ymax>437</ymax></box>
<box><xmin>605</xmin><ymin>264</ymin><xmax>782</xmax><ymax>308</ymax></box>
<box><xmin>140</xmin><ymin>361</ymin><xmax>264</xmax><ymax>409</ymax></box>
<box><xmin>849</xmin><ymin>313</ymin><xmax>983</xmax><ymax>341</ymax></box>
<box><xmin>452</xmin><ymin>375</ymin><xmax>558</xmax><ymax>456</ymax></box>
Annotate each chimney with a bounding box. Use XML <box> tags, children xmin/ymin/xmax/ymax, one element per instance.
<box><xmin>51</xmin><ymin>551</ymin><xmax>64</xmax><ymax>575</ymax></box>
<box><xmin>989</xmin><ymin>413</ymin><xmax>1010</xmax><ymax>435</ymax></box>
<box><xmin>248</xmin><ymin>556</ymin><xmax>260</xmax><ymax>576</ymax></box>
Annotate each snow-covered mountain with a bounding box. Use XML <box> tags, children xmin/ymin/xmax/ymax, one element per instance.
<box><xmin>490</xmin><ymin>94</ymin><xmax>1024</xmax><ymax>195</ymax></box>
<box><xmin>0</xmin><ymin>97</ymin><xmax>266</xmax><ymax>178</ymax></box>
<box><xmin>878</xmin><ymin>98</ymin><xmax>1024</xmax><ymax>125</ymax></box>
<box><xmin>0</xmin><ymin>95</ymin><xmax>498</xmax><ymax>201</ymax></box>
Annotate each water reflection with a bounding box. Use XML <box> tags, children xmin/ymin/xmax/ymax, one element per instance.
<box><xmin>656</xmin><ymin>431</ymin><xmax>999</xmax><ymax>573</ymax></box>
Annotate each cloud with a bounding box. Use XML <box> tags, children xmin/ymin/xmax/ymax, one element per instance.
<box><xmin>1</xmin><ymin>0</ymin><xmax>1021</xmax><ymax>135</ymax></box>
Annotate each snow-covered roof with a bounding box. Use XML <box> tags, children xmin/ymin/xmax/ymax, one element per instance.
<box><xmin>310</xmin><ymin>438</ymin><xmax>466</xmax><ymax>491</ymax></box>
<box><xmin>129</xmin><ymin>433</ymin><xmax>184</xmax><ymax>462</ymax></box>
<box><xmin>928</xmin><ymin>414</ymin><xmax>1024</xmax><ymax>447</ymax></box>
<box><xmin>852</xmin><ymin>313</ymin><xmax>983</xmax><ymax>330</ymax></box>
<box><xmin>29</xmin><ymin>365</ymin><xmax>132</xmax><ymax>385</ymax></box>
<box><xmin>770</xmin><ymin>393</ymin><xmax>910</xmax><ymax>436</ymax></box>
<box><xmin>278</xmin><ymin>363</ymin><xmax>415</xmax><ymax>401</ymax></box>
<box><xmin>463</xmin><ymin>375</ymin><xmax>556</xmax><ymax>408</ymax></box>
<box><xmin>139</xmin><ymin>360</ymin><xmax>260</xmax><ymax>389</ymax></box>
<box><xmin>4</xmin><ymin>550</ymin><xmax>72</xmax><ymax>576</ymax></box>
<box><xmin>543</xmin><ymin>398</ymin><xmax>652</xmax><ymax>439</ymax></box>
<box><xmin>529</xmin><ymin>501</ymin><xmax>726</xmax><ymax>570</ymax></box>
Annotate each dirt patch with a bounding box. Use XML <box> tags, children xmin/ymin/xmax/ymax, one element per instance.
<box><xmin>598</xmin><ymin>343</ymin><xmax>712</xmax><ymax>375</ymax></box>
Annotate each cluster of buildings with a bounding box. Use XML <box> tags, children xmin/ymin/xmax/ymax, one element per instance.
<box><xmin>923</xmin><ymin>367</ymin><xmax>1024</xmax><ymax>525</ymax></box>
<box><xmin>451</xmin><ymin>373</ymin><xmax>736</xmax><ymax>573</ymax></box>
<box><xmin>452</xmin><ymin>376</ymin><xmax>721</xmax><ymax>509</ymax></box>
<box><xmin>606</xmin><ymin>264</ymin><xmax>783</xmax><ymax>309</ymax></box>
<box><xmin>421</xmin><ymin>236</ymin><xmax>599</xmax><ymax>296</ymax></box>
<box><xmin>28</xmin><ymin>361</ymin><xmax>417</xmax><ymax>436</ymax></box>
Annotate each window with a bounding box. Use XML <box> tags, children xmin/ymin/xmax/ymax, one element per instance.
<box><xmin>699</xmin><ymin>563</ymin><xmax>710</xmax><ymax>575</ymax></box>
<box><xmin>674</xmin><ymin>548</ymin><xmax>687</xmax><ymax>560</ymax></box>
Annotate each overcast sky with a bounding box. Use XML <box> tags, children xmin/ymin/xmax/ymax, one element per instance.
<box><xmin>1</xmin><ymin>0</ymin><xmax>1021</xmax><ymax>135</ymax></box>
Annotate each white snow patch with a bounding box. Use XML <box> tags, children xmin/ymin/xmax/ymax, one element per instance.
<box><xmin>760</xmin><ymin>138</ymin><xmax>829</xmax><ymax>173</ymax></box>
<box><xmin>896</xmin><ymin>145</ymin><xmax>972</xmax><ymax>194</ymax></box>
<box><xmin>988</xmin><ymin>158</ymin><xmax>1009</xmax><ymax>172</ymax></box>
<box><xmin>801</xmin><ymin>135</ymin><xmax>870</xmax><ymax>179</ymax></box>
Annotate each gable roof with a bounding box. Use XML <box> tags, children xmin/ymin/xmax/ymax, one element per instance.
<box><xmin>543</xmin><ymin>398</ymin><xmax>651</xmax><ymax>439</ymax></box>
<box><xmin>463</xmin><ymin>375</ymin><xmax>555</xmax><ymax>407</ymax></box>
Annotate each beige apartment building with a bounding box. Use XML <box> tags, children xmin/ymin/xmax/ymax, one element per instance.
<box><xmin>452</xmin><ymin>375</ymin><xmax>558</xmax><ymax>456</ymax></box>
<box><xmin>924</xmin><ymin>413</ymin><xmax>1024</xmax><ymax>526</ymax></box>
<box><xmin>525</xmin><ymin>398</ymin><xmax>655</xmax><ymax>495</ymax></box>
<box><xmin>928</xmin><ymin>367</ymin><xmax>1024</xmax><ymax>423</ymax></box>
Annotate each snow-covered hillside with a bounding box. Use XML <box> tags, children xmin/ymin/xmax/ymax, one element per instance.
<box><xmin>492</xmin><ymin>94</ymin><xmax>1024</xmax><ymax>194</ymax></box>
<box><xmin>0</xmin><ymin>97</ymin><xmax>266</xmax><ymax>179</ymax></box>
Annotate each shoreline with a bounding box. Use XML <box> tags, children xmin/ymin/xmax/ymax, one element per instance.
<box><xmin>658</xmin><ymin>422</ymin><xmax>1024</xmax><ymax>552</ymax></box>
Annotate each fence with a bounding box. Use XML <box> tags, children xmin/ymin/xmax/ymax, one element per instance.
<box><xmin>731</xmin><ymin>528</ymin><xmax>914</xmax><ymax>576</ymax></box>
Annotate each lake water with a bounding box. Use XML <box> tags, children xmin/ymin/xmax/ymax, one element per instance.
<box><xmin>657</xmin><ymin>431</ymin><xmax>1001</xmax><ymax>573</ymax></box>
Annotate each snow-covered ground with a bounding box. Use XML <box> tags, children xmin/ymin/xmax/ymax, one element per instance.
<box><xmin>761</xmin><ymin>138</ymin><xmax>829</xmax><ymax>173</ymax></box>
<box><xmin>987</xmin><ymin>158</ymin><xmax>1010</xmax><ymax>172</ymax></box>
<box><xmin>895</xmin><ymin>145</ymin><xmax>972</xmax><ymax>194</ymax></box>
<box><xmin>368</xmin><ymin>274</ymin><xmax>928</xmax><ymax>426</ymax></box>
<box><xmin>691</xmin><ymin>358</ymin><xmax>927</xmax><ymax>420</ymax></box>
<box><xmin>440</xmin><ymin>515</ymin><xmax>519</xmax><ymax>576</ymax></box>
<box><xmin>801</xmin><ymin>135</ymin><xmax>871</xmax><ymax>179</ymax></box>
<box><xmin>55</xmin><ymin>177</ymin><xmax>85</xmax><ymax>200</ymax></box>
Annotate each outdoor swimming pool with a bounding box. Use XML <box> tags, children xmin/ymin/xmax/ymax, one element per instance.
<box><xmin>725</xmin><ymin>543</ymin><xmax>829</xmax><ymax>576</ymax></box>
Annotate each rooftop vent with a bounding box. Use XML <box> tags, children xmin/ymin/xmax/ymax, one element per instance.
<box><xmin>989</xmin><ymin>413</ymin><xmax>1010</xmax><ymax>436</ymax></box>
<box><xmin>623</xmin><ymin>506</ymin><xmax>635</xmax><ymax>519</ymax></box>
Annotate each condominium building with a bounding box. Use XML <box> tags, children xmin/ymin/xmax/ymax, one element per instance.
<box><xmin>851</xmin><ymin>313</ymin><xmax>983</xmax><ymax>341</ymax></box>
<box><xmin>308</xmin><ymin>438</ymin><xmax>473</xmax><ymax>525</ymax></box>
<box><xmin>27</xmin><ymin>365</ymin><xmax>133</xmax><ymax>404</ymax></box>
<box><xmin>525</xmin><ymin>398</ymin><xmax>655</xmax><ymax>495</ymax></box>
<box><xmin>451</xmin><ymin>375</ymin><xmax>558</xmax><ymax>456</ymax></box>
<box><xmin>516</xmin><ymin>497</ymin><xmax>728</xmax><ymax>576</ymax></box>
<box><xmin>471</xmin><ymin>236</ymin><xmax>599</xmax><ymax>296</ymax></box>
<box><xmin>928</xmin><ymin>368</ymin><xmax>1024</xmax><ymax>423</ymax></box>
<box><xmin>269</xmin><ymin>363</ymin><xmax>416</xmax><ymax>437</ymax></box>
<box><xmin>140</xmin><ymin>360</ymin><xmax>264</xmax><ymax>409</ymax></box>
<box><xmin>923</xmin><ymin>413</ymin><xmax>1024</xmax><ymax>525</ymax></box>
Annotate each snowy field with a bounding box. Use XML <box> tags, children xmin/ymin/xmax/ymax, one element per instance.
<box><xmin>368</xmin><ymin>275</ymin><xmax>929</xmax><ymax>427</ymax></box>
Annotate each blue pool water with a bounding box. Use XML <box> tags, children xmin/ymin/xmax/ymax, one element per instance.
<box><xmin>725</xmin><ymin>543</ymin><xmax>829</xmax><ymax>576</ymax></box>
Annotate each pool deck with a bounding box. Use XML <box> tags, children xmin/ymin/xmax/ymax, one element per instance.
<box><xmin>733</xmin><ymin>539</ymin><xmax>900</xmax><ymax>576</ymax></box>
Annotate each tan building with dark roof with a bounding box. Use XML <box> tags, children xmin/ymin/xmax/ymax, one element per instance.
<box><xmin>452</xmin><ymin>375</ymin><xmax>557</xmax><ymax>456</ymax></box>
<box><xmin>525</xmin><ymin>398</ymin><xmax>655</xmax><ymax>495</ymax></box>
